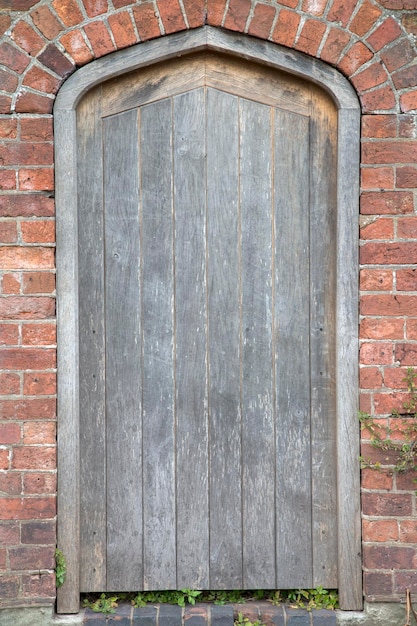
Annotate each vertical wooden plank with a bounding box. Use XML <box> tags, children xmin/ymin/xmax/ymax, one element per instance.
<box><xmin>274</xmin><ymin>109</ymin><xmax>312</xmax><ymax>589</ymax></box>
<box><xmin>173</xmin><ymin>89</ymin><xmax>210</xmax><ymax>589</ymax></box>
<box><xmin>206</xmin><ymin>88</ymin><xmax>242</xmax><ymax>589</ymax></box>
<box><xmin>77</xmin><ymin>86</ymin><xmax>107</xmax><ymax>592</ymax></box>
<box><xmin>141</xmin><ymin>98</ymin><xmax>176</xmax><ymax>590</ymax></box>
<box><xmin>309</xmin><ymin>91</ymin><xmax>338</xmax><ymax>588</ymax></box>
<box><xmin>103</xmin><ymin>109</ymin><xmax>143</xmax><ymax>590</ymax></box>
<box><xmin>239</xmin><ymin>99</ymin><xmax>275</xmax><ymax>588</ymax></box>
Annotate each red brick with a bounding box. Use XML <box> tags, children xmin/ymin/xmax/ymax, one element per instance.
<box><xmin>18</xmin><ymin>168</ymin><xmax>54</xmax><ymax>191</ymax></box>
<box><xmin>182</xmin><ymin>0</ymin><xmax>205</xmax><ymax>28</ymax></box>
<box><xmin>384</xmin><ymin>367</ymin><xmax>414</xmax><ymax>388</ymax></box>
<box><xmin>60</xmin><ymin>30</ymin><xmax>93</xmax><ymax>66</ymax></box>
<box><xmin>0</xmin><ymin>349</ymin><xmax>56</xmax><ymax>371</ymax></box>
<box><xmin>0</xmin><ymin>449</ymin><xmax>10</xmax><ymax>470</ymax></box>
<box><xmin>0</xmin><ymin>296</ymin><xmax>55</xmax><ymax>320</ymax></box>
<box><xmin>361</xmin><ymin>86</ymin><xmax>396</xmax><ymax>113</ymax></box>
<box><xmin>0</xmin><ymin>523</ymin><xmax>20</xmax><ymax>544</ymax></box>
<box><xmin>397</xmin><ymin>167</ymin><xmax>417</xmax><ymax>189</ymax></box>
<box><xmin>362</xmin><ymin>115</ymin><xmax>397</xmax><ymax>138</ymax></box>
<box><xmin>363</xmin><ymin>519</ymin><xmax>398</xmax><ymax>543</ymax></box>
<box><xmin>52</xmin><ymin>0</ymin><xmax>84</xmax><ymax>27</ymax></box>
<box><xmin>23</xmin><ymin>421</ymin><xmax>56</xmax><ymax>445</ymax></box>
<box><xmin>113</xmin><ymin>0</ymin><xmax>134</xmax><ymax>6</ymax></box>
<box><xmin>361</xmin><ymin>167</ymin><xmax>394</xmax><ymax>190</ymax></box>
<box><xmin>381</xmin><ymin>39</ymin><xmax>417</xmax><ymax>73</ymax></box>
<box><xmin>9</xmin><ymin>545</ymin><xmax>55</xmax><ymax>570</ymax></box>
<box><xmin>364</xmin><ymin>572</ymin><xmax>393</xmax><ymax>597</ymax></box>
<box><xmin>360</xmin><ymin>392</ymin><xmax>372</xmax><ymax>413</ymax></box>
<box><xmin>0</xmin><ymin>423</ymin><xmax>21</xmax><ymax>445</ymax></box>
<box><xmin>108</xmin><ymin>12</ymin><xmax>137</xmax><ymax>50</ymax></box>
<box><xmin>0</xmin><ymin>248</ymin><xmax>54</xmax><ymax>270</ymax></box>
<box><xmin>360</xmin><ymin>191</ymin><xmax>414</xmax><ymax>215</ymax></box>
<box><xmin>23</xmin><ymin>66</ymin><xmax>60</xmax><ymax>95</ymax></box>
<box><xmin>361</xmin><ymin>241</ymin><xmax>417</xmax><ymax>264</ymax></box>
<box><xmin>363</xmin><ymin>140</ymin><xmax>417</xmax><ymax>164</ymax></box>
<box><xmin>360</xmin><ymin>319</ymin><xmax>403</xmax><ymax>340</ymax></box>
<box><xmin>373</xmin><ymin>391</ymin><xmax>411</xmax><ymax>414</ymax></box>
<box><xmin>349</xmin><ymin>0</ymin><xmax>382</xmax><ymax>37</ymax></box>
<box><xmin>15</xmin><ymin>92</ymin><xmax>54</xmax><ymax>115</ymax></box>
<box><xmin>295</xmin><ymin>19</ymin><xmax>326</xmax><ymax>57</ymax></box>
<box><xmin>407</xmin><ymin>319</ymin><xmax>417</xmax><ymax>340</ymax></box>
<box><xmin>0</xmin><ymin>143</ymin><xmax>53</xmax><ymax>167</ymax></box>
<box><xmin>402</xmin><ymin>14</ymin><xmax>417</xmax><ymax>37</ymax></box>
<box><xmin>362</xmin><ymin>492</ymin><xmax>412</xmax><ymax>516</ymax></box>
<box><xmin>338</xmin><ymin>41</ymin><xmax>373</xmax><ymax>76</ymax></box>
<box><xmin>22</xmin><ymin>572</ymin><xmax>55</xmax><ymax>598</ymax></box>
<box><xmin>21</xmin><ymin>520</ymin><xmax>55</xmax><ymax>544</ymax></box>
<box><xmin>223</xmin><ymin>0</ymin><xmax>251</xmax><ymax>32</ymax></box>
<box><xmin>361</xmin><ymin>468</ymin><xmax>393</xmax><ymax>490</ymax></box>
<box><xmin>273</xmin><ymin>0</ymin><xmax>298</xmax><ymax>6</ymax></box>
<box><xmin>0</xmin><ymin>324</ymin><xmax>19</xmax><ymax>346</ymax></box>
<box><xmin>0</xmin><ymin>472</ymin><xmax>20</xmax><ymax>495</ymax></box>
<box><xmin>24</xmin><ymin>373</ymin><xmax>56</xmax><ymax>397</ymax></box>
<box><xmin>2</xmin><ymin>273</ymin><xmax>20</xmax><ymax>295</ymax></box>
<box><xmin>11</xmin><ymin>21</ymin><xmax>45</xmax><ymax>56</ymax></box>
<box><xmin>20</xmin><ymin>119</ymin><xmax>53</xmax><ymax>142</ymax></box>
<box><xmin>0</xmin><ymin>42</ymin><xmax>30</xmax><ymax>73</ymax></box>
<box><xmin>352</xmin><ymin>63</ymin><xmax>389</xmax><ymax>93</ymax></box>
<box><xmin>248</xmin><ymin>4</ymin><xmax>276</xmax><ymax>39</ymax></box>
<box><xmin>0</xmin><ymin>497</ymin><xmax>55</xmax><ymax>520</ymax></box>
<box><xmin>395</xmin><ymin>343</ymin><xmax>417</xmax><ymax>366</ymax></box>
<box><xmin>21</xmin><ymin>221</ymin><xmax>55</xmax><ymax>244</ymax></box>
<box><xmin>22</xmin><ymin>324</ymin><xmax>56</xmax><ymax>346</ymax></box>
<box><xmin>396</xmin><ymin>469</ymin><xmax>417</xmax><ymax>490</ymax></box>
<box><xmin>367</xmin><ymin>17</ymin><xmax>403</xmax><ymax>52</ymax></box>
<box><xmin>0</xmin><ymin>373</ymin><xmax>20</xmax><ymax>395</ymax></box>
<box><xmin>320</xmin><ymin>28</ymin><xmax>351</xmax><ymax>65</ymax></box>
<box><xmin>82</xmin><ymin>0</ymin><xmax>108</xmax><ymax>17</ymax></box>
<box><xmin>360</xmin><ymin>366</ymin><xmax>383</xmax><ymax>388</ymax></box>
<box><xmin>22</xmin><ymin>272</ymin><xmax>55</xmax><ymax>295</ymax></box>
<box><xmin>360</xmin><ymin>217</ymin><xmax>393</xmax><ymax>238</ymax></box>
<box><xmin>31</xmin><ymin>5</ymin><xmax>63</xmax><ymax>40</ymax></box>
<box><xmin>400</xmin><ymin>90</ymin><xmax>417</xmax><ymax>113</ymax></box>
<box><xmin>207</xmin><ymin>0</ymin><xmax>227</xmax><ymax>26</ymax></box>
<box><xmin>0</xmin><ymin>576</ymin><xmax>19</xmax><ymax>599</ymax></box>
<box><xmin>301</xmin><ymin>0</ymin><xmax>327</xmax><ymax>15</ymax></box>
<box><xmin>360</xmin><ymin>342</ymin><xmax>393</xmax><ymax>365</ymax></box>
<box><xmin>395</xmin><ymin>572</ymin><xmax>417</xmax><ymax>595</ymax></box>
<box><xmin>0</xmin><ymin>68</ymin><xmax>18</xmax><ymax>94</ymax></box>
<box><xmin>157</xmin><ymin>0</ymin><xmax>187</xmax><ymax>34</ymax></box>
<box><xmin>393</xmin><ymin>64</ymin><xmax>417</xmax><ymax>90</ymax></box>
<box><xmin>361</xmin><ymin>295</ymin><xmax>417</xmax><ymax>316</ymax></box>
<box><xmin>327</xmin><ymin>0</ymin><xmax>357</xmax><ymax>27</ymax></box>
<box><xmin>272</xmin><ymin>9</ymin><xmax>300</xmax><ymax>48</ymax></box>
<box><xmin>397</xmin><ymin>269</ymin><xmax>417</xmax><ymax>291</ymax></box>
<box><xmin>399</xmin><ymin>520</ymin><xmax>417</xmax><ymax>542</ymax></box>
<box><xmin>23</xmin><ymin>473</ymin><xmax>56</xmax><ymax>495</ymax></box>
<box><xmin>0</xmin><ymin>15</ymin><xmax>11</xmax><ymax>37</ymax></box>
<box><xmin>84</xmin><ymin>21</ymin><xmax>115</xmax><ymax>58</ymax></box>
<box><xmin>0</xmin><ymin>221</ymin><xmax>18</xmax><ymax>243</ymax></box>
<box><xmin>38</xmin><ymin>44</ymin><xmax>75</xmax><ymax>78</ymax></box>
<box><xmin>0</xmin><ymin>119</ymin><xmax>17</xmax><ymax>140</ymax></box>
<box><xmin>0</xmin><ymin>399</ymin><xmax>55</xmax><ymax>421</ymax></box>
<box><xmin>0</xmin><ymin>170</ymin><xmax>16</xmax><ymax>190</ymax></box>
<box><xmin>399</xmin><ymin>115</ymin><xmax>417</xmax><ymax>138</ymax></box>
<box><xmin>12</xmin><ymin>446</ymin><xmax>56</xmax><ymax>471</ymax></box>
<box><xmin>360</xmin><ymin>268</ymin><xmax>393</xmax><ymax>290</ymax></box>
<box><xmin>0</xmin><ymin>195</ymin><xmax>55</xmax><ymax>218</ymax></box>
<box><xmin>133</xmin><ymin>3</ymin><xmax>161</xmax><ymax>42</ymax></box>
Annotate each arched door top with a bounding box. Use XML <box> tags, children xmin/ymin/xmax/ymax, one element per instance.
<box><xmin>55</xmin><ymin>27</ymin><xmax>361</xmax><ymax>614</ymax></box>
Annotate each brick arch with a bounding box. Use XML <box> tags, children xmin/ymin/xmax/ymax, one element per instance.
<box><xmin>1</xmin><ymin>0</ymin><xmax>417</xmax><ymax>115</ymax></box>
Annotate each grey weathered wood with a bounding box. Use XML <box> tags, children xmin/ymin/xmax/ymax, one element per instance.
<box><xmin>309</xmin><ymin>90</ymin><xmax>338</xmax><ymax>588</ymax></box>
<box><xmin>173</xmin><ymin>89</ymin><xmax>210</xmax><ymax>589</ymax></box>
<box><xmin>207</xmin><ymin>88</ymin><xmax>242</xmax><ymax>589</ymax></box>
<box><xmin>274</xmin><ymin>109</ymin><xmax>312</xmax><ymax>589</ymax></box>
<box><xmin>141</xmin><ymin>98</ymin><xmax>176</xmax><ymax>590</ymax></box>
<box><xmin>239</xmin><ymin>99</ymin><xmax>275</xmax><ymax>588</ymax></box>
<box><xmin>77</xmin><ymin>86</ymin><xmax>107</xmax><ymax>592</ymax></box>
<box><xmin>55</xmin><ymin>106</ymin><xmax>80</xmax><ymax>614</ymax></box>
<box><xmin>103</xmin><ymin>109</ymin><xmax>143</xmax><ymax>590</ymax></box>
<box><xmin>55</xmin><ymin>28</ymin><xmax>362</xmax><ymax>612</ymax></box>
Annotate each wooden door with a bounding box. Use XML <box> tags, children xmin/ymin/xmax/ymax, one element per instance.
<box><xmin>76</xmin><ymin>52</ymin><xmax>338</xmax><ymax>592</ymax></box>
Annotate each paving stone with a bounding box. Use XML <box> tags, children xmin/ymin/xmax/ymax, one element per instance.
<box><xmin>159</xmin><ymin>604</ymin><xmax>183</xmax><ymax>626</ymax></box>
<box><xmin>132</xmin><ymin>605</ymin><xmax>158</xmax><ymax>626</ymax></box>
<box><xmin>211</xmin><ymin>604</ymin><xmax>234</xmax><ymax>626</ymax></box>
<box><xmin>312</xmin><ymin>610</ymin><xmax>336</xmax><ymax>626</ymax></box>
<box><xmin>258</xmin><ymin>604</ymin><xmax>285</xmax><ymax>626</ymax></box>
<box><xmin>285</xmin><ymin>607</ymin><xmax>310</xmax><ymax>626</ymax></box>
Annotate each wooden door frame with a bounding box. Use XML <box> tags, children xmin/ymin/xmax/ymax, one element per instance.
<box><xmin>54</xmin><ymin>26</ymin><xmax>361</xmax><ymax>614</ymax></box>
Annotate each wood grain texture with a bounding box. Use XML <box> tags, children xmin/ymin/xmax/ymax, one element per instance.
<box><xmin>103</xmin><ymin>109</ymin><xmax>143</xmax><ymax>590</ymax></box>
<box><xmin>173</xmin><ymin>89</ymin><xmax>210</xmax><ymax>589</ymax></box>
<box><xmin>206</xmin><ymin>88</ymin><xmax>242</xmax><ymax>589</ymax></box>
<box><xmin>77</xmin><ymin>86</ymin><xmax>107</xmax><ymax>592</ymax></box>
<box><xmin>140</xmin><ymin>98</ymin><xmax>177</xmax><ymax>590</ymax></box>
<box><xmin>274</xmin><ymin>109</ymin><xmax>312</xmax><ymax>589</ymax></box>
<box><xmin>239</xmin><ymin>98</ymin><xmax>275</xmax><ymax>588</ymax></box>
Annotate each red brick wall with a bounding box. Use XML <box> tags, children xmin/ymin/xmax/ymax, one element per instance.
<box><xmin>1</xmin><ymin>0</ymin><xmax>417</xmax><ymax>609</ymax></box>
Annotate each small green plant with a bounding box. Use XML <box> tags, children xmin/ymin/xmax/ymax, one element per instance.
<box><xmin>234</xmin><ymin>612</ymin><xmax>265</xmax><ymax>626</ymax></box>
<box><xmin>283</xmin><ymin>587</ymin><xmax>338</xmax><ymax>611</ymax></box>
<box><xmin>360</xmin><ymin>367</ymin><xmax>417</xmax><ymax>475</ymax></box>
<box><xmin>203</xmin><ymin>590</ymin><xmax>247</xmax><ymax>605</ymax></box>
<box><xmin>83</xmin><ymin>593</ymin><xmax>119</xmax><ymax>614</ymax></box>
<box><xmin>133</xmin><ymin>589</ymin><xmax>202</xmax><ymax>608</ymax></box>
<box><xmin>55</xmin><ymin>549</ymin><xmax>66</xmax><ymax>588</ymax></box>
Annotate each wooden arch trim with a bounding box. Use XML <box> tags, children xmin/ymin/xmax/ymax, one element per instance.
<box><xmin>54</xmin><ymin>26</ymin><xmax>361</xmax><ymax>614</ymax></box>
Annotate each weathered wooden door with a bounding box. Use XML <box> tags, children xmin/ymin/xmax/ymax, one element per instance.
<box><xmin>77</xmin><ymin>52</ymin><xmax>337</xmax><ymax>592</ymax></box>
